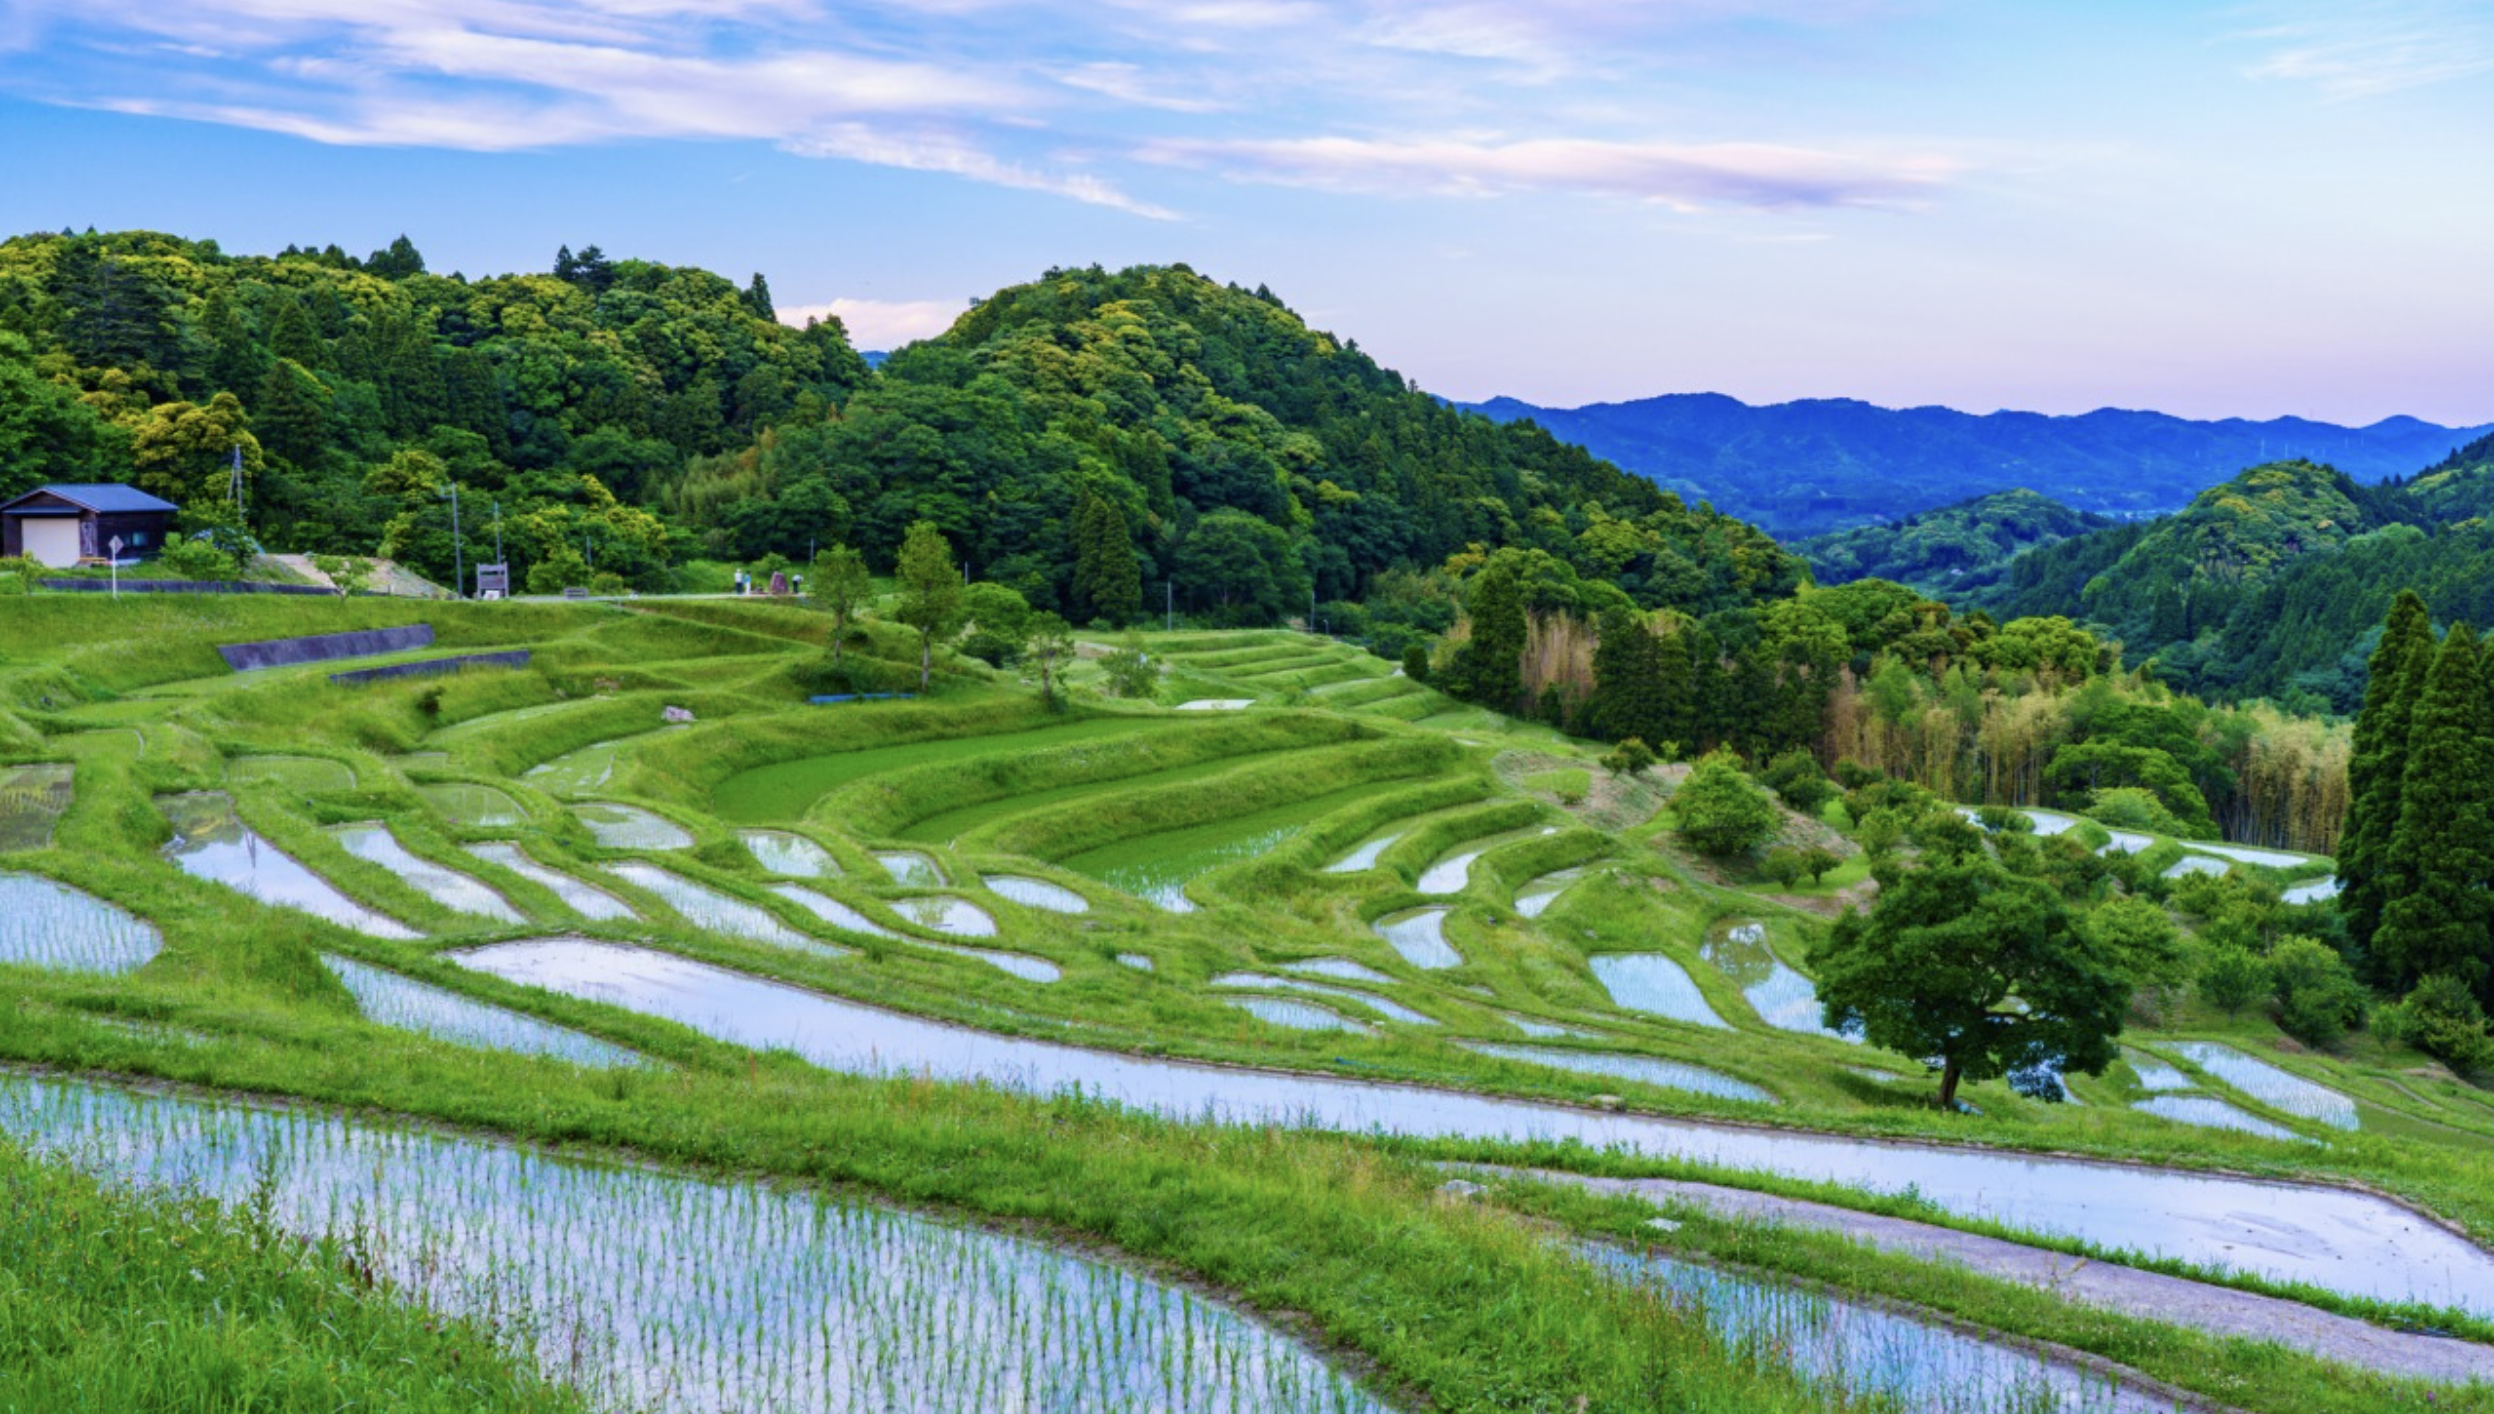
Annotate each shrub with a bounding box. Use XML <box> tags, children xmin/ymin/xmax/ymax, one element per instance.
<box><xmin>1832</xmin><ymin>758</ymin><xmax>1882</xmax><ymax>790</ymax></box>
<box><xmin>1760</xmin><ymin>848</ymin><xmax>1808</xmax><ymax>887</ymax></box>
<box><xmin>1674</xmin><ymin>749</ymin><xmax>1776</xmax><ymax>857</ymax></box>
<box><xmin>1099</xmin><ymin>636</ymin><xmax>1158</xmax><ymax>699</ymax></box>
<box><xmin>589</xmin><ymin>571</ymin><xmax>629</xmax><ymax>597</ymax></box>
<box><xmin>2086</xmin><ymin>785</ymin><xmax>2190</xmax><ymax>837</ymax></box>
<box><xmin>527</xmin><ymin>545</ymin><xmax>588</xmax><ymax>596</ymax></box>
<box><xmin>1800</xmin><ymin>845</ymin><xmax>1843</xmax><ymax>884</ymax></box>
<box><xmin>1761</xmin><ymin>748</ymin><xmax>1835</xmax><ymax>815</ymax></box>
<box><xmin>2269</xmin><ymin>936</ymin><xmax>2367</xmax><ymax>1049</ymax></box>
<box><xmin>2197</xmin><ymin>945</ymin><xmax>2271</xmax><ymax>1017</ymax></box>
<box><xmin>2396</xmin><ymin>973</ymin><xmax>2494</xmax><ymax>1075</ymax></box>
<box><xmin>1600</xmin><ymin>737</ymin><xmax>1656</xmax><ymax>777</ymax></box>
<box><xmin>157</xmin><ymin>537</ymin><xmax>236</xmax><ymax>581</ymax></box>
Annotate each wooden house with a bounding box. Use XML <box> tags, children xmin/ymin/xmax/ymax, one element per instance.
<box><xmin>0</xmin><ymin>485</ymin><xmax>180</xmax><ymax>568</ymax></box>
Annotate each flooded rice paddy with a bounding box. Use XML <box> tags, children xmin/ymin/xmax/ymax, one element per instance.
<box><xmin>1371</xmin><ymin>908</ymin><xmax>1462</xmax><ymax>969</ymax></box>
<box><xmin>159</xmin><ymin>793</ymin><xmax>420</xmax><ymax>939</ymax></box>
<box><xmin>981</xmin><ymin>875</ymin><xmax>1088</xmax><ymax>913</ymax></box>
<box><xmin>526</xmin><ymin>732</ymin><xmax>674</xmax><ymax>796</ymax></box>
<box><xmin>2182</xmin><ymin>842</ymin><xmax>2312</xmax><ymax>868</ymax></box>
<box><xmin>418</xmin><ymin>782</ymin><xmax>529</xmax><ymax>829</ymax></box>
<box><xmin>1321</xmin><ymin>829</ymin><xmax>1405</xmax><ymax>874</ymax></box>
<box><xmin>0</xmin><ymin>1072</ymin><xmax>1385</xmax><ymax>1414</ymax></box>
<box><xmin>875</xmin><ymin>850</ymin><xmax>946</xmax><ymax>887</ymax></box>
<box><xmin>769</xmin><ymin>885</ymin><xmax>899</xmax><ymax>940</ymax></box>
<box><xmin>227</xmin><ymin>754</ymin><xmax>356</xmax><ymax>796</ymax></box>
<box><xmin>1220</xmin><ymin>996</ymin><xmax>1370</xmax><ymax>1032</ymax></box>
<box><xmin>0</xmin><ymin>762</ymin><xmax>73</xmax><ymax>851</ymax></box>
<box><xmin>917</xmin><ymin>943</ymin><xmax>1062</xmax><ymax>984</ymax></box>
<box><xmin>1589</xmin><ymin>954</ymin><xmax>1733</xmax><ymax>1029</ymax></box>
<box><xmin>1502</xmin><ymin>1014</ymin><xmax>1596</xmax><ymax>1039</ymax></box>
<box><xmin>889</xmin><ymin>896</ymin><xmax>998</xmax><ymax>938</ymax></box>
<box><xmin>741</xmin><ymin>830</ymin><xmax>841</xmax><ymax>878</ymax></box>
<box><xmin>2132</xmin><ymin>1096</ymin><xmax>2307</xmax><ymax>1143</ymax></box>
<box><xmin>1115</xmin><ymin>953</ymin><xmax>1155</xmax><ymax>971</ymax></box>
<box><xmin>1462</xmin><ymin>1043</ymin><xmax>1774</xmax><ymax>1104</ymax></box>
<box><xmin>331</xmin><ymin>823</ymin><xmax>525</xmax><ymax>924</ymax></box>
<box><xmin>1282</xmin><ymin>958</ymin><xmax>1396</xmax><ymax>984</ymax></box>
<box><xmin>0</xmin><ymin>871</ymin><xmax>161</xmax><ymax>973</ymax></box>
<box><xmin>2164</xmin><ymin>1042</ymin><xmax>2358</xmax><ymax>1130</ymax></box>
<box><xmin>465</xmin><ymin>843</ymin><xmax>637</xmax><ymax>921</ymax></box>
<box><xmin>1059</xmin><ymin>787</ymin><xmax>1389</xmax><ymax>913</ymax></box>
<box><xmin>572</xmin><ymin>803</ymin><xmax>695</xmax><ymax>851</ymax></box>
<box><xmin>1210</xmin><ymin>973</ymin><xmax>1435</xmax><ymax>1025</ymax></box>
<box><xmin>605</xmin><ymin>864</ymin><xmax>845</xmax><ymax>959</ymax></box>
<box><xmin>1587</xmin><ymin>1246</ymin><xmax>2179</xmax><ymax>1413</ymax></box>
<box><xmin>322</xmin><ymin>953</ymin><xmax>640</xmax><ymax>1068</ymax></box>
<box><xmin>1699</xmin><ymin>922</ymin><xmax>1853</xmax><ymax>1041</ymax></box>
<box><xmin>2160</xmin><ymin>856</ymin><xmax>2228</xmax><ymax>880</ymax></box>
<box><xmin>2282</xmin><ymin>877</ymin><xmax>2343</xmax><ymax>905</ymax></box>
<box><xmin>445</xmin><ymin>936</ymin><xmax>2494</xmax><ymax>1312</ymax></box>
<box><xmin>1512</xmin><ymin>868</ymin><xmax>1584</xmax><ymax>919</ymax></box>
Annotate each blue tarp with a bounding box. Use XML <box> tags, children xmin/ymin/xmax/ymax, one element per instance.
<box><xmin>807</xmin><ymin>693</ymin><xmax>916</xmax><ymax>704</ymax></box>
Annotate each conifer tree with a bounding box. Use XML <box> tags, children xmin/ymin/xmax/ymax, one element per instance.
<box><xmin>2376</xmin><ymin>622</ymin><xmax>2494</xmax><ymax>995</ymax></box>
<box><xmin>1071</xmin><ymin>492</ymin><xmax>1142</xmax><ymax>625</ymax></box>
<box><xmin>1463</xmin><ymin>558</ymin><xmax>1527</xmax><ymax>712</ymax></box>
<box><xmin>2340</xmin><ymin>591</ymin><xmax>2435</xmax><ymax>956</ymax></box>
<box><xmin>1587</xmin><ymin>608</ymin><xmax>1661</xmax><ymax>743</ymax></box>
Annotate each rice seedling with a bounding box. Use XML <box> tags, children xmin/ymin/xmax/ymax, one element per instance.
<box><xmin>887</xmin><ymin>895</ymin><xmax>997</xmax><ymax>937</ymax></box>
<box><xmin>228</xmin><ymin>753</ymin><xmax>358</xmax><ymax>796</ymax></box>
<box><xmin>0</xmin><ymin>1072</ymin><xmax>1387</xmax><ymax>1414</ymax></box>
<box><xmin>604</xmin><ymin>863</ymin><xmax>847</xmax><ymax>959</ymax></box>
<box><xmin>158</xmin><ymin>792</ymin><xmax>422</xmax><ymax>939</ymax></box>
<box><xmin>1512</xmin><ymin>867</ymin><xmax>1584</xmax><ymax>919</ymax></box>
<box><xmin>465</xmin><ymin>843</ymin><xmax>639</xmax><ymax>921</ymax></box>
<box><xmin>421</xmin><ymin>781</ymin><xmax>530</xmax><ymax>829</ymax></box>
<box><xmin>0</xmin><ymin>762</ymin><xmax>73</xmax><ymax>851</ymax></box>
<box><xmin>322</xmin><ymin>953</ymin><xmax>642</xmax><ymax>1069</ymax></box>
<box><xmin>0</xmin><ymin>871</ymin><xmax>161</xmax><ymax>974</ymax></box>
<box><xmin>332</xmin><ymin>822</ymin><xmax>526</xmax><ymax>923</ymax></box>
<box><xmin>1321</xmin><ymin>828</ymin><xmax>1406</xmax><ymax>874</ymax></box>
<box><xmin>528</xmin><ymin>736</ymin><xmax>660</xmax><ymax>795</ymax></box>
<box><xmin>2165</xmin><ymin>1043</ymin><xmax>2359</xmax><ymax>1131</ymax></box>
<box><xmin>1589</xmin><ymin>954</ymin><xmax>1734</xmax><ymax>1029</ymax></box>
<box><xmin>1114</xmin><ymin>953</ymin><xmax>1155</xmax><ymax>971</ymax></box>
<box><xmin>2131</xmin><ymin>1096</ymin><xmax>2310</xmax><ymax>1143</ymax></box>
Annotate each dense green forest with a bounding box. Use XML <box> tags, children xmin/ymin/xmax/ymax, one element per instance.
<box><xmin>0</xmin><ymin>231</ymin><xmax>1797</xmax><ymax>620</ymax></box>
<box><xmin>1975</xmin><ymin>441</ymin><xmax>2494</xmax><ymax>710</ymax></box>
<box><xmin>1794</xmin><ymin>489</ymin><xmax>2113</xmax><ymax>596</ymax></box>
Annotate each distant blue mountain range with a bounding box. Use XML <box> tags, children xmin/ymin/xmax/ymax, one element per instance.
<box><xmin>1459</xmin><ymin>393</ymin><xmax>2494</xmax><ymax>539</ymax></box>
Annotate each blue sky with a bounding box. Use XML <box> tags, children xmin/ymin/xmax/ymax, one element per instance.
<box><xmin>0</xmin><ymin>0</ymin><xmax>2487</xmax><ymax>423</ymax></box>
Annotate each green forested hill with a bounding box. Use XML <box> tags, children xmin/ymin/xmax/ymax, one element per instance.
<box><xmin>0</xmin><ymin>235</ymin><xmax>1799</xmax><ymax>622</ymax></box>
<box><xmin>1794</xmin><ymin>489</ymin><xmax>2112</xmax><ymax>595</ymax></box>
<box><xmin>1977</xmin><ymin>447</ymin><xmax>2494</xmax><ymax>709</ymax></box>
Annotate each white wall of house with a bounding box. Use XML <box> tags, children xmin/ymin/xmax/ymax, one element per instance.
<box><xmin>19</xmin><ymin>517</ymin><xmax>83</xmax><ymax>568</ymax></box>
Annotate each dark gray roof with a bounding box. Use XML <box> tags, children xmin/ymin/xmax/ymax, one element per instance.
<box><xmin>0</xmin><ymin>484</ymin><xmax>180</xmax><ymax>515</ymax></box>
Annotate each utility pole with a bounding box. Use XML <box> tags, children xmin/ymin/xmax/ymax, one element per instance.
<box><xmin>443</xmin><ymin>483</ymin><xmax>463</xmax><ymax>600</ymax></box>
<box><xmin>1165</xmin><ymin>580</ymin><xmax>1173</xmax><ymax>633</ymax></box>
<box><xmin>492</xmin><ymin>500</ymin><xmax>504</xmax><ymax>564</ymax></box>
<box><xmin>229</xmin><ymin>443</ymin><xmax>248</xmax><ymax>539</ymax></box>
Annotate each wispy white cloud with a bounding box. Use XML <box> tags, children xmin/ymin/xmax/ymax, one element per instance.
<box><xmin>2239</xmin><ymin>1</ymin><xmax>2494</xmax><ymax>97</ymax></box>
<box><xmin>789</xmin><ymin>124</ymin><xmax>1177</xmax><ymax>218</ymax></box>
<box><xmin>1138</xmin><ymin>133</ymin><xmax>1958</xmax><ymax>210</ymax></box>
<box><xmin>780</xmin><ymin>297</ymin><xmax>966</xmax><ymax>349</ymax></box>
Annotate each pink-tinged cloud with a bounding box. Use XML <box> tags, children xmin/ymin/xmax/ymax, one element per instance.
<box><xmin>1138</xmin><ymin>133</ymin><xmax>1960</xmax><ymax>210</ymax></box>
<box><xmin>778</xmin><ymin>298</ymin><xmax>966</xmax><ymax>349</ymax></box>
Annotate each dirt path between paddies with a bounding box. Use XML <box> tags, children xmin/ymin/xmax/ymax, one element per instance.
<box><xmin>1492</xmin><ymin>1166</ymin><xmax>2494</xmax><ymax>1386</ymax></box>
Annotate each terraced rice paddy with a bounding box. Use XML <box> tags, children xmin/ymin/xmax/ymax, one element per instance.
<box><xmin>1372</xmin><ymin>908</ymin><xmax>1462</xmax><ymax>969</ymax></box>
<box><xmin>741</xmin><ymin>829</ymin><xmax>840</xmax><ymax>878</ymax></box>
<box><xmin>573</xmin><ymin>802</ymin><xmax>694</xmax><ymax>850</ymax></box>
<box><xmin>981</xmin><ymin>874</ymin><xmax>1087</xmax><ymax>912</ymax></box>
<box><xmin>417</xmin><ymin>781</ymin><xmax>529</xmax><ymax>828</ymax></box>
<box><xmin>1590</xmin><ymin>954</ymin><xmax>1733</xmax><ymax>1029</ymax></box>
<box><xmin>2183</xmin><ymin>842</ymin><xmax>2313</xmax><ymax>868</ymax></box>
<box><xmin>1115</xmin><ymin>953</ymin><xmax>1155</xmax><ymax>971</ymax></box>
<box><xmin>322</xmin><ymin>953</ymin><xmax>640</xmax><ymax>1067</ymax></box>
<box><xmin>527</xmin><ymin>732</ymin><xmax>669</xmax><ymax>795</ymax></box>
<box><xmin>889</xmin><ymin>895</ymin><xmax>998</xmax><ymax>937</ymax></box>
<box><xmin>159</xmin><ymin>792</ymin><xmax>420</xmax><ymax>939</ymax></box>
<box><xmin>331</xmin><ymin>823</ymin><xmax>526</xmax><ymax>923</ymax></box>
<box><xmin>875</xmin><ymin>850</ymin><xmax>945</xmax><ymax>886</ymax></box>
<box><xmin>2133</xmin><ymin>1095</ymin><xmax>2307</xmax><ymax>1143</ymax></box>
<box><xmin>0</xmin><ymin>871</ymin><xmax>161</xmax><ymax>973</ymax></box>
<box><xmin>2161</xmin><ymin>855</ymin><xmax>2228</xmax><ymax>880</ymax></box>
<box><xmin>442</xmin><ymin>938</ymin><xmax>2494</xmax><ymax>1311</ymax></box>
<box><xmin>1282</xmin><ymin>958</ymin><xmax>1396</xmax><ymax>984</ymax></box>
<box><xmin>2283</xmin><ymin>877</ymin><xmax>2342</xmax><ymax>905</ymax></box>
<box><xmin>1700</xmin><ymin>921</ymin><xmax>1852</xmax><ymax>1040</ymax></box>
<box><xmin>1587</xmin><ymin>1246</ymin><xmax>2174</xmax><ymax>1413</ymax></box>
<box><xmin>1321</xmin><ymin>828</ymin><xmax>1406</xmax><ymax>874</ymax></box>
<box><xmin>1463</xmin><ymin>1043</ymin><xmax>1775</xmax><ymax>1103</ymax></box>
<box><xmin>2166</xmin><ymin>1042</ymin><xmax>2359</xmax><ymax>1130</ymax></box>
<box><xmin>607</xmin><ymin>865</ymin><xmax>844</xmax><ymax>957</ymax></box>
<box><xmin>464</xmin><ymin>842</ymin><xmax>637</xmax><ymax>920</ymax></box>
<box><xmin>1210</xmin><ymin>973</ymin><xmax>1436</xmax><ymax>1025</ymax></box>
<box><xmin>1059</xmin><ymin>785</ymin><xmax>1388</xmax><ymax>912</ymax></box>
<box><xmin>1221</xmin><ymin>995</ymin><xmax>1369</xmax><ymax>1031</ymax></box>
<box><xmin>770</xmin><ymin>885</ymin><xmax>900</xmax><ymax>939</ymax></box>
<box><xmin>0</xmin><ymin>762</ymin><xmax>72</xmax><ymax>851</ymax></box>
<box><xmin>710</xmin><ymin>717</ymin><xmax>1175</xmax><ymax>821</ymax></box>
<box><xmin>0</xmin><ymin>1072</ymin><xmax>1386</xmax><ymax>1414</ymax></box>
<box><xmin>1513</xmin><ymin>867</ymin><xmax>1584</xmax><ymax>919</ymax></box>
<box><xmin>227</xmin><ymin>753</ymin><xmax>357</xmax><ymax>795</ymax></box>
<box><xmin>918</xmin><ymin>942</ymin><xmax>1062</xmax><ymax>983</ymax></box>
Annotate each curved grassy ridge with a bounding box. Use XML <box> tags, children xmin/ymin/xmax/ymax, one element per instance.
<box><xmin>648</xmin><ymin>694</ymin><xmax>1082</xmax><ymax>815</ymax></box>
<box><xmin>839</xmin><ymin>713</ymin><xmax>1372</xmax><ymax>841</ymax></box>
<box><xmin>1217</xmin><ymin>779</ymin><xmax>1497</xmax><ymax>905</ymax></box>
<box><xmin>973</xmin><ymin>733</ymin><xmax>1458</xmax><ymax>861</ymax></box>
<box><xmin>0</xmin><ymin>1137</ymin><xmax>588</xmax><ymax>1414</ymax></box>
<box><xmin>1372</xmin><ymin>800</ymin><xmax>1551</xmax><ymax>885</ymax></box>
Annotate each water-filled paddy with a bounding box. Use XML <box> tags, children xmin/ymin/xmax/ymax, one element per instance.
<box><xmin>2183</xmin><ymin>841</ymin><xmax>2313</xmax><ymax>868</ymax></box>
<box><xmin>527</xmin><ymin>731</ymin><xmax>676</xmax><ymax>796</ymax></box>
<box><xmin>1221</xmin><ymin>996</ymin><xmax>1369</xmax><ymax>1031</ymax></box>
<box><xmin>982</xmin><ymin>874</ymin><xmax>1088</xmax><ymax>913</ymax></box>
<box><xmin>572</xmin><ymin>802</ymin><xmax>694</xmax><ymax>850</ymax></box>
<box><xmin>2133</xmin><ymin>1095</ymin><xmax>2308</xmax><ymax>1143</ymax></box>
<box><xmin>740</xmin><ymin>829</ymin><xmax>840</xmax><ymax>878</ymax></box>
<box><xmin>1283</xmin><ymin>958</ymin><xmax>1396</xmax><ymax>984</ymax></box>
<box><xmin>1513</xmin><ymin>867</ymin><xmax>1584</xmax><ymax>918</ymax></box>
<box><xmin>2283</xmin><ymin>877</ymin><xmax>2343</xmax><ymax>905</ymax></box>
<box><xmin>769</xmin><ymin>885</ymin><xmax>900</xmax><ymax>939</ymax></box>
<box><xmin>1503</xmin><ymin>1014</ymin><xmax>1595</xmax><ymax>1039</ymax></box>
<box><xmin>1115</xmin><ymin>953</ymin><xmax>1155</xmax><ymax>971</ymax></box>
<box><xmin>1059</xmin><ymin>783</ymin><xmax>1393</xmax><ymax>913</ymax></box>
<box><xmin>0</xmin><ymin>871</ymin><xmax>161</xmax><ymax>973</ymax></box>
<box><xmin>159</xmin><ymin>793</ymin><xmax>419</xmax><ymax>939</ymax></box>
<box><xmin>2165</xmin><ymin>1042</ymin><xmax>2358</xmax><ymax>1130</ymax></box>
<box><xmin>323</xmin><ymin>953</ymin><xmax>640</xmax><ymax>1067</ymax></box>
<box><xmin>1463</xmin><ymin>1043</ymin><xmax>1774</xmax><ymax>1104</ymax></box>
<box><xmin>227</xmin><ymin>754</ymin><xmax>357</xmax><ymax>796</ymax></box>
<box><xmin>446</xmin><ymin>936</ymin><xmax>2494</xmax><ymax>1311</ymax></box>
<box><xmin>2161</xmin><ymin>855</ymin><xmax>2228</xmax><ymax>880</ymax></box>
<box><xmin>890</xmin><ymin>895</ymin><xmax>997</xmax><ymax>937</ymax></box>
<box><xmin>464</xmin><ymin>843</ymin><xmax>637</xmax><ymax>921</ymax></box>
<box><xmin>605</xmin><ymin>864</ymin><xmax>844</xmax><ymax>957</ymax></box>
<box><xmin>1700</xmin><ymin>921</ymin><xmax>1852</xmax><ymax>1040</ymax></box>
<box><xmin>0</xmin><ymin>1072</ymin><xmax>1385</xmax><ymax>1414</ymax></box>
<box><xmin>1588</xmin><ymin>1246</ymin><xmax>2173</xmax><ymax>1413</ymax></box>
<box><xmin>709</xmin><ymin>716</ymin><xmax>1180</xmax><ymax>822</ymax></box>
<box><xmin>921</xmin><ymin>942</ymin><xmax>1062</xmax><ymax>983</ymax></box>
<box><xmin>0</xmin><ymin>762</ymin><xmax>73</xmax><ymax>851</ymax></box>
<box><xmin>1372</xmin><ymin>908</ymin><xmax>1462</xmax><ymax>969</ymax></box>
<box><xmin>876</xmin><ymin>849</ymin><xmax>946</xmax><ymax>886</ymax></box>
<box><xmin>1211</xmin><ymin>973</ymin><xmax>1436</xmax><ymax>1025</ymax></box>
<box><xmin>1322</xmin><ymin>828</ymin><xmax>1406</xmax><ymax>874</ymax></box>
<box><xmin>1590</xmin><ymin>954</ymin><xmax>1733</xmax><ymax>1029</ymax></box>
<box><xmin>331</xmin><ymin>823</ymin><xmax>525</xmax><ymax>923</ymax></box>
<box><xmin>2128</xmin><ymin>1054</ymin><xmax>2193</xmax><ymax>1093</ymax></box>
<box><xmin>417</xmin><ymin>781</ymin><xmax>528</xmax><ymax>828</ymax></box>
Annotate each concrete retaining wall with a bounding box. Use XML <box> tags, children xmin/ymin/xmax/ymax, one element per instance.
<box><xmin>219</xmin><ymin>625</ymin><xmax>434</xmax><ymax>673</ymax></box>
<box><xmin>328</xmin><ymin>651</ymin><xmax>529</xmax><ymax>686</ymax></box>
<box><xmin>44</xmin><ymin>579</ymin><xmax>335</xmax><ymax>598</ymax></box>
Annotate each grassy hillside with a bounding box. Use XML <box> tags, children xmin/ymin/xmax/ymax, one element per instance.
<box><xmin>0</xmin><ymin>593</ymin><xmax>2489</xmax><ymax>1412</ymax></box>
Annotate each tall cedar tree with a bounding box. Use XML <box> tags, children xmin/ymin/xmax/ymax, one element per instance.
<box><xmin>1072</xmin><ymin>492</ymin><xmax>1143</xmax><ymax>624</ymax></box>
<box><xmin>1814</xmin><ymin>848</ymin><xmax>2127</xmax><ymax>1109</ymax></box>
<box><xmin>894</xmin><ymin>521</ymin><xmax>965</xmax><ymax>693</ymax></box>
<box><xmin>1463</xmin><ymin>558</ymin><xmax>1527</xmax><ymax>713</ymax></box>
<box><xmin>2340</xmin><ymin>591</ymin><xmax>2435</xmax><ymax>958</ymax></box>
<box><xmin>2375</xmin><ymin>622</ymin><xmax>2494</xmax><ymax>996</ymax></box>
<box><xmin>1587</xmin><ymin>609</ymin><xmax>1663</xmax><ymax>743</ymax></box>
